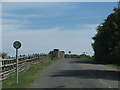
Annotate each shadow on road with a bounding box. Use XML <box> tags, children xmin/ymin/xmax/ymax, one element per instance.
<box><xmin>70</xmin><ymin>58</ymin><xmax>119</xmax><ymax>65</ymax></box>
<box><xmin>51</xmin><ymin>70</ymin><xmax>119</xmax><ymax>81</ymax></box>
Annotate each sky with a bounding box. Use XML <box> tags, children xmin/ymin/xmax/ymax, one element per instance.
<box><xmin>0</xmin><ymin>0</ymin><xmax>118</xmax><ymax>2</ymax></box>
<box><xmin>0</xmin><ymin>1</ymin><xmax>117</xmax><ymax>57</ymax></box>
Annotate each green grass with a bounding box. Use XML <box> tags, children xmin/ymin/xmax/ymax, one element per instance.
<box><xmin>2</xmin><ymin>59</ymin><xmax>60</xmax><ymax>88</ymax></box>
<box><xmin>107</xmin><ymin>64</ymin><xmax>120</xmax><ymax>70</ymax></box>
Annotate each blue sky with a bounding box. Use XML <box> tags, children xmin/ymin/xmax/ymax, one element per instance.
<box><xmin>1</xmin><ymin>2</ymin><xmax>117</xmax><ymax>56</ymax></box>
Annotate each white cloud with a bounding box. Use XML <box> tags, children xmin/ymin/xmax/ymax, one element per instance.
<box><xmin>4</xmin><ymin>14</ymin><xmax>45</xmax><ymax>18</ymax></box>
<box><xmin>2</xmin><ymin>3</ymin><xmax>77</xmax><ymax>19</ymax></box>
<box><xmin>2</xmin><ymin>23</ymin><xmax>97</xmax><ymax>56</ymax></box>
<box><xmin>3</xmin><ymin>18</ymin><xmax>20</xmax><ymax>24</ymax></box>
<box><xmin>80</xmin><ymin>24</ymin><xmax>99</xmax><ymax>30</ymax></box>
<box><xmin>73</xmin><ymin>16</ymin><xmax>104</xmax><ymax>20</ymax></box>
<box><xmin>2</xmin><ymin>2</ymin><xmax>99</xmax><ymax>56</ymax></box>
<box><xmin>2</xmin><ymin>24</ymin><xmax>22</xmax><ymax>31</ymax></box>
<box><xmin>2</xmin><ymin>2</ymin><xmax>76</xmax><ymax>11</ymax></box>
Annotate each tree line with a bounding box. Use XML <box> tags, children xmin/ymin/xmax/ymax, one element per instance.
<box><xmin>65</xmin><ymin>54</ymin><xmax>92</xmax><ymax>59</ymax></box>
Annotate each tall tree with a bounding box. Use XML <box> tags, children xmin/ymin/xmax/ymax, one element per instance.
<box><xmin>92</xmin><ymin>2</ymin><xmax>120</xmax><ymax>64</ymax></box>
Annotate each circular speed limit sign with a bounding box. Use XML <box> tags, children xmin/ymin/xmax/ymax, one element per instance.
<box><xmin>13</xmin><ymin>41</ymin><xmax>21</xmax><ymax>49</ymax></box>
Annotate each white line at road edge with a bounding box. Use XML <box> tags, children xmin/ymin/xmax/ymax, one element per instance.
<box><xmin>98</xmin><ymin>79</ymin><xmax>112</xmax><ymax>88</ymax></box>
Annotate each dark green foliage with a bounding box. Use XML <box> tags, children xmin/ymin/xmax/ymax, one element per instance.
<box><xmin>64</xmin><ymin>54</ymin><xmax>69</xmax><ymax>58</ymax></box>
<box><xmin>70</xmin><ymin>54</ymin><xmax>81</xmax><ymax>58</ymax></box>
<box><xmin>92</xmin><ymin>3</ymin><xmax>120</xmax><ymax>64</ymax></box>
<box><xmin>48</xmin><ymin>49</ymin><xmax>59</xmax><ymax>60</ymax></box>
<box><xmin>65</xmin><ymin>54</ymin><xmax>92</xmax><ymax>59</ymax></box>
<box><xmin>79</xmin><ymin>54</ymin><xmax>91</xmax><ymax>59</ymax></box>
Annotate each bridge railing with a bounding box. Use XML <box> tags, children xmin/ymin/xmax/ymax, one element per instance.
<box><xmin>0</xmin><ymin>54</ymin><xmax>50</xmax><ymax>81</ymax></box>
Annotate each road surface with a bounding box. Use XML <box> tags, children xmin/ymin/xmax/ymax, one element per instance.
<box><xmin>30</xmin><ymin>58</ymin><xmax>119</xmax><ymax>88</ymax></box>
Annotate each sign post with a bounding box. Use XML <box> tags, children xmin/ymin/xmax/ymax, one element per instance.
<box><xmin>69</xmin><ymin>51</ymin><xmax>71</xmax><ymax>58</ymax></box>
<box><xmin>13</xmin><ymin>41</ymin><xmax>21</xmax><ymax>84</ymax></box>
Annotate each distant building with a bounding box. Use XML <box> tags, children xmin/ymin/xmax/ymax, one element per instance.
<box><xmin>53</xmin><ymin>49</ymin><xmax>59</xmax><ymax>58</ymax></box>
<box><xmin>50</xmin><ymin>49</ymin><xmax>65</xmax><ymax>59</ymax></box>
<box><xmin>59</xmin><ymin>51</ymin><xmax>65</xmax><ymax>59</ymax></box>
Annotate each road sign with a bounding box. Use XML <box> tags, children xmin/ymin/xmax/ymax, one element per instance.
<box><xmin>13</xmin><ymin>41</ymin><xmax>21</xmax><ymax>84</ymax></box>
<box><xmin>13</xmin><ymin>41</ymin><xmax>21</xmax><ymax>49</ymax></box>
<box><xmin>69</xmin><ymin>51</ymin><xmax>71</xmax><ymax>54</ymax></box>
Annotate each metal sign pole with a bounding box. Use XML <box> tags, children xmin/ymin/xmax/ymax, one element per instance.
<box><xmin>13</xmin><ymin>41</ymin><xmax>21</xmax><ymax>84</ymax></box>
<box><xmin>16</xmin><ymin>49</ymin><xmax>18</xmax><ymax>84</ymax></box>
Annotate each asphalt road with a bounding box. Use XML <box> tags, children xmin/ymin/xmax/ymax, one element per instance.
<box><xmin>30</xmin><ymin>58</ymin><xmax>119</xmax><ymax>88</ymax></box>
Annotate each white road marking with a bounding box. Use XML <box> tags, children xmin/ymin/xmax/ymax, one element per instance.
<box><xmin>98</xmin><ymin>79</ymin><xmax>112</xmax><ymax>88</ymax></box>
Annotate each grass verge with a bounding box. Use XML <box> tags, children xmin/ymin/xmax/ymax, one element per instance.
<box><xmin>107</xmin><ymin>64</ymin><xmax>120</xmax><ymax>70</ymax></box>
<box><xmin>2</xmin><ymin>59</ymin><xmax>60</xmax><ymax>88</ymax></box>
